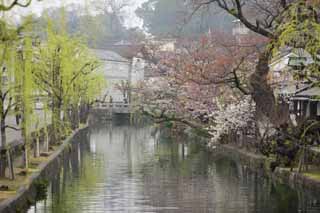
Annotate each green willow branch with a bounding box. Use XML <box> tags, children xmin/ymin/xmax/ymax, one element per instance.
<box><xmin>64</xmin><ymin>62</ymin><xmax>99</xmax><ymax>96</ymax></box>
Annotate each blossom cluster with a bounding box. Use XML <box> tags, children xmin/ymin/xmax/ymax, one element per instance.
<box><xmin>207</xmin><ymin>96</ymin><xmax>256</xmax><ymax>147</ymax></box>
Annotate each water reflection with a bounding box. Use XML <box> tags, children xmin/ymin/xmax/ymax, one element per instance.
<box><xmin>28</xmin><ymin>122</ymin><xmax>320</xmax><ymax>213</ymax></box>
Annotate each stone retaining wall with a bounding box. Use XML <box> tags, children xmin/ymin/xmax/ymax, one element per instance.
<box><xmin>0</xmin><ymin>126</ymin><xmax>88</xmax><ymax>213</ymax></box>
<box><xmin>215</xmin><ymin>144</ymin><xmax>320</xmax><ymax>197</ymax></box>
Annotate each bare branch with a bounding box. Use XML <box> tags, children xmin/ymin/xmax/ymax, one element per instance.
<box><xmin>0</xmin><ymin>0</ymin><xmax>34</xmax><ymax>11</ymax></box>
<box><xmin>4</xmin><ymin>125</ymin><xmax>21</xmax><ymax>131</ymax></box>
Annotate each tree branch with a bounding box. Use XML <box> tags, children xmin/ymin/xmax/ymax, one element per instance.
<box><xmin>192</xmin><ymin>0</ymin><xmax>275</xmax><ymax>38</ymax></box>
<box><xmin>140</xmin><ymin>106</ymin><xmax>211</xmax><ymax>137</ymax></box>
<box><xmin>0</xmin><ymin>0</ymin><xmax>33</xmax><ymax>11</ymax></box>
<box><xmin>4</xmin><ymin>125</ymin><xmax>20</xmax><ymax>131</ymax></box>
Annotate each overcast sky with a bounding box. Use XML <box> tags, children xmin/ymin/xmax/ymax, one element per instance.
<box><xmin>8</xmin><ymin>0</ymin><xmax>148</xmax><ymax>28</ymax></box>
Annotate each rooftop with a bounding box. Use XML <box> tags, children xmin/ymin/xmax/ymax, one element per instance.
<box><xmin>296</xmin><ymin>86</ymin><xmax>320</xmax><ymax>97</ymax></box>
<box><xmin>91</xmin><ymin>49</ymin><xmax>129</xmax><ymax>63</ymax></box>
<box><xmin>292</xmin><ymin>85</ymin><xmax>320</xmax><ymax>100</ymax></box>
<box><xmin>270</xmin><ymin>47</ymin><xmax>314</xmax><ymax>67</ymax></box>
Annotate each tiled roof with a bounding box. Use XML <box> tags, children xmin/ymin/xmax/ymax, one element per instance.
<box><xmin>91</xmin><ymin>49</ymin><xmax>129</xmax><ymax>62</ymax></box>
<box><xmin>295</xmin><ymin>86</ymin><xmax>320</xmax><ymax>98</ymax></box>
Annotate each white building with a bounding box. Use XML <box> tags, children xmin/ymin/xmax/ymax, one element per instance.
<box><xmin>131</xmin><ymin>57</ymin><xmax>145</xmax><ymax>84</ymax></box>
<box><xmin>232</xmin><ymin>19</ymin><xmax>250</xmax><ymax>36</ymax></box>
<box><xmin>92</xmin><ymin>49</ymin><xmax>145</xmax><ymax>103</ymax></box>
<box><xmin>232</xmin><ymin>19</ymin><xmax>250</xmax><ymax>44</ymax></box>
<box><xmin>149</xmin><ymin>39</ymin><xmax>176</xmax><ymax>52</ymax></box>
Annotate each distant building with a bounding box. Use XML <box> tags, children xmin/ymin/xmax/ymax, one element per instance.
<box><xmin>232</xmin><ymin>19</ymin><xmax>250</xmax><ymax>44</ymax></box>
<box><xmin>268</xmin><ymin>47</ymin><xmax>320</xmax><ymax>123</ymax></box>
<box><xmin>290</xmin><ymin>85</ymin><xmax>320</xmax><ymax>121</ymax></box>
<box><xmin>150</xmin><ymin>39</ymin><xmax>176</xmax><ymax>52</ymax></box>
<box><xmin>232</xmin><ymin>19</ymin><xmax>250</xmax><ymax>36</ymax></box>
<box><xmin>131</xmin><ymin>57</ymin><xmax>145</xmax><ymax>84</ymax></box>
<box><xmin>268</xmin><ymin>48</ymin><xmax>315</xmax><ymax>98</ymax></box>
<box><xmin>92</xmin><ymin>49</ymin><xmax>145</xmax><ymax>103</ymax></box>
<box><xmin>114</xmin><ymin>40</ymin><xmax>133</xmax><ymax>46</ymax></box>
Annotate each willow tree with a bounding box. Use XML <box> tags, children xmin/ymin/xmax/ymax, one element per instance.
<box><xmin>33</xmin><ymin>20</ymin><xmax>105</xmax><ymax>144</ymax></box>
<box><xmin>271</xmin><ymin>1</ymin><xmax>320</xmax><ymax>76</ymax></box>
<box><xmin>9</xmin><ymin>17</ymin><xmax>38</xmax><ymax>171</ymax></box>
<box><xmin>21</xmin><ymin>33</ymin><xmax>35</xmax><ymax>170</ymax></box>
<box><xmin>67</xmin><ymin>57</ymin><xmax>105</xmax><ymax>129</ymax></box>
<box><xmin>0</xmin><ymin>20</ymin><xmax>20</xmax><ymax>179</ymax></box>
<box><xmin>0</xmin><ymin>17</ymin><xmax>38</xmax><ymax>177</ymax></box>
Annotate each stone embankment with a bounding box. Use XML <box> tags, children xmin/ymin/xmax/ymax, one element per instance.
<box><xmin>0</xmin><ymin>126</ymin><xmax>88</xmax><ymax>213</ymax></box>
<box><xmin>214</xmin><ymin>144</ymin><xmax>320</xmax><ymax>196</ymax></box>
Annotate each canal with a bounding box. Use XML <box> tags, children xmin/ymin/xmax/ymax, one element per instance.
<box><xmin>27</xmin><ymin>121</ymin><xmax>320</xmax><ymax>213</ymax></box>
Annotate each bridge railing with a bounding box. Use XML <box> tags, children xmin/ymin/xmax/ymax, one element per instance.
<box><xmin>94</xmin><ymin>101</ymin><xmax>130</xmax><ymax>110</ymax></box>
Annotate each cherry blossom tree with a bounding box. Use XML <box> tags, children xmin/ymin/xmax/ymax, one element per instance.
<box><xmin>207</xmin><ymin>95</ymin><xmax>256</xmax><ymax>147</ymax></box>
<box><xmin>138</xmin><ymin>32</ymin><xmax>265</xmax><ymax>136</ymax></box>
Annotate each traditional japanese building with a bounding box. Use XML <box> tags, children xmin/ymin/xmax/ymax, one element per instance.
<box><xmin>290</xmin><ymin>85</ymin><xmax>320</xmax><ymax>121</ymax></box>
<box><xmin>268</xmin><ymin>48</ymin><xmax>315</xmax><ymax>98</ymax></box>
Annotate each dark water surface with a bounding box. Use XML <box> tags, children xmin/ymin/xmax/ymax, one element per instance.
<box><xmin>28</xmin><ymin>122</ymin><xmax>320</xmax><ymax>213</ymax></box>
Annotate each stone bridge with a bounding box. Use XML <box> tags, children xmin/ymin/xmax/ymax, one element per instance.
<box><xmin>94</xmin><ymin>102</ymin><xmax>131</xmax><ymax>114</ymax></box>
<box><xmin>92</xmin><ymin>101</ymin><xmax>133</xmax><ymax>120</ymax></box>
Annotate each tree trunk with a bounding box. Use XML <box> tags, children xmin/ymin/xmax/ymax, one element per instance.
<box><xmin>52</xmin><ymin>49</ymin><xmax>62</xmax><ymax>145</ymax></box>
<box><xmin>1</xmin><ymin>120</ymin><xmax>6</xmax><ymax>147</ymax></box>
<box><xmin>51</xmin><ymin>98</ymin><xmax>62</xmax><ymax>145</ymax></box>
<box><xmin>79</xmin><ymin>102</ymin><xmax>90</xmax><ymax>124</ymax></box>
<box><xmin>1</xmin><ymin>97</ymin><xmax>15</xmax><ymax>179</ymax></box>
<box><xmin>71</xmin><ymin>105</ymin><xmax>79</xmax><ymax>130</ymax></box>
<box><xmin>1</xmin><ymin>119</ymin><xmax>12</xmax><ymax>180</ymax></box>
<box><xmin>298</xmin><ymin>147</ymin><xmax>305</xmax><ymax>173</ymax></box>
<box><xmin>44</xmin><ymin>110</ymin><xmax>49</xmax><ymax>153</ymax></box>
<box><xmin>0</xmin><ymin>121</ymin><xmax>6</xmax><ymax>177</ymax></box>
<box><xmin>22</xmin><ymin>128</ymin><xmax>29</xmax><ymax>171</ymax></box>
<box><xmin>250</xmin><ymin>51</ymin><xmax>290</xmax><ymax>127</ymax></box>
<box><xmin>0</xmin><ymin>151</ymin><xmax>5</xmax><ymax>178</ymax></box>
<box><xmin>34</xmin><ymin>134</ymin><xmax>40</xmax><ymax>158</ymax></box>
<box><xmin>6</xmin><ymin>149</ymin><xmax>14</xmax><ymax>180</ymax></box>
<box><xmin>79</xmin><ymin>104</ymin><xmax>85</xmax><ymax>124</ymax></box>
<box><xmin>44</xmin><ymin>132</ymin><xmax>49</xmax><ymax>153</ymax></box>
<box><xmin>15</xmin><ymin>106</ymin><xmax>21</xmax><ymax>126</ymax></box>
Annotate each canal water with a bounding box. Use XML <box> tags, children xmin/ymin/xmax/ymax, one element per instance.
<box><xmin>28</xmin><ymin>121</ymin><xmax>320</xmax><ymax>213</ymax></box>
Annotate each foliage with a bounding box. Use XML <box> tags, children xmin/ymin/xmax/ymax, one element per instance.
<box><xmin>33</xmin><ymin>19</ymin><xmax>105</xmax><ymax>140</ymax></box>
<box><xmin>33</xmin><ymin>5</ymin><xmax>146</xmax><ymax>48</ymax></box>
<box><xmin>136</xmin><ymin>0</ymin><xmax>234</xmax><ymax>38</ymax></box>
<box><xmin>0</xmin><ymin>19</ymin><xmax>26</xmax><ymax>150</ymax></box>
<box><xmin>20</xmin><ymin>19</ymin><xmax>35</xmax><ymax>169</ymax></box>
<box><xmin>259</xmin><ymin>120</ymin><xmax>320</xmax><ymax>168</ymax></box>
<box><xmin>138</xmin><ymin>1</ymin><xmax>320</xmax><ymax>172</ymax></box>
<box><xmin>138</xmin><ymin>32</ymin><xmax>263</xmax><ymax>137</ymax></box>
<box><xmin>271</xmin><ymin>1</ymin><xmax>320</xmax><ymax>78</ymax></box>
<box><xmin>0</xmin><ymin>14</ymin><xmax>105</xmax><ymax>174</ymax></box>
